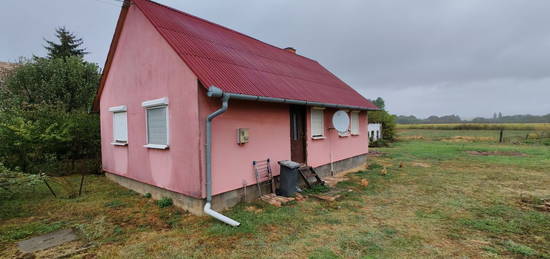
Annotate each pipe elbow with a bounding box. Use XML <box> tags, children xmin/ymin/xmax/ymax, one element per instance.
<box><xmin>207</xmin><ymin>86</ymin><xmax>224</xmax><ymax>98</ymax></box>
<box><xmin>203</xmin><ymin>202</ymin><xmax>240</xmax><ymax>227</ymax></box>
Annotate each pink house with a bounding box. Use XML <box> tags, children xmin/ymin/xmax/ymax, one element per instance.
<box><xmin>92</xmin><ymin>0</ymin><xmax>378</xmax><ymax>224</ymax></box>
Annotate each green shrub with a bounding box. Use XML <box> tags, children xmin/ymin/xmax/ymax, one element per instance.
<box><xmin>144</xmin><ymin>192</ymin><xmax>152</xmax><ymax>198</ymax></box>
<box><xmin>0</xmin><ymin>55</ymin><xmax>101</xmax><ymax>177</ymax></box>
<box><xmin>0</xmin><ymin>163</ymin><xmax>47</xmax><ymax>198</ymax></box>
<box><xmin>157</xmin><ymin>197</ymin><xmax>173</xmax><ymax>208</ymax></box>
<box><xmin>368</xmin><ymin>97</ymin><xmax>397</xmax><ymax>142</ymax></box>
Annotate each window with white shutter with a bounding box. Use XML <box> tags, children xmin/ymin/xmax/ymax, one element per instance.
<box><xmin>310</xmin><ymin>108</ymin><xmax>325</xmax><ymax>139</ymax></box>
<box><xmin>142</xmin><ymin>98</ymin><xmax>169</xmax><ymax>149</ymax></box>
<box><xmin>109</xmin><ymin>105</ymin><xmax>128</xmax><ymax>145</ymax></box>
<box><xmin>350</xmin><ymin>111</ymin><xmax>360</xmax><ymax>135</ymax></box>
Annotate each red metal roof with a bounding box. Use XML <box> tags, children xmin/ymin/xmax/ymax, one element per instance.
<box><xmin>131</xmin><ymin>0</ymin><xmax>378</xmax><ymax>110</ymax></box>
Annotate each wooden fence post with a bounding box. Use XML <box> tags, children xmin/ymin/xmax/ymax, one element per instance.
<box><xmin>499</xmin><ymin>129</ymin><xmax>504</xmax><ymax>143</ymax></box>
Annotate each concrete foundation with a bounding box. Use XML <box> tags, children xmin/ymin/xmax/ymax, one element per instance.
<box><xmin>106</xmin><ymin>172</ymin><xmax>273</xmax><ymax>215</ymax></box>
<box><xmin>105</xmin><ymin>153</ymin><xmax>368</xmax><ymax>215</ymax></box>
<box><xmin>313</xmin><ymin>153</ymin><xmax>368</xmax><ymax>178</ymax></box>
<box><xmin>105</xmin><ymin>173</ymin><xmax>206</xmax><ymax>215</ymax></box>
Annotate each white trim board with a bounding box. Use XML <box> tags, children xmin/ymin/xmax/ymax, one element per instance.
<box><xmin>142</xmin><ymin>97</ymin><xmax>169</xmax><ymax>108</ymax></box>
<box><xmin>109</xmin><ymin>105</ymin><xmax>127</xmax><ymax>112</ymax></box>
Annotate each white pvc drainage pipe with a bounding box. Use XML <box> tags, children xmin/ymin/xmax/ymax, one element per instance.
<box><xmin>204</xmin><ymin>202</ymin><xmax>240</xmax><ymax>226</ymax></box>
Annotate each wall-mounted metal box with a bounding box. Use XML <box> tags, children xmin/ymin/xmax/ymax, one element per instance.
<box><xmin>237</xmin><ymin>128</ymin><xmax>249</xmax><ymax>144</ymax></box>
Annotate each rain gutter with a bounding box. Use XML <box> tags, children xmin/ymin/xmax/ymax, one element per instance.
<box><xmin>207</xmin><ymin>87</ymin><xmax>379</xmax><ymax>111</ymax></box>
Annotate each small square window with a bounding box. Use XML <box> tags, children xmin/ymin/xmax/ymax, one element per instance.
<box><xmin>142</xmin><ymin>98</ymin><xmax>169</xmax><ymax>149</ymax></box>
<box><xmin>109</xmin><ymin>105</ymin><xmax>128</xmax><ymax>146</ymax></box>
<box><xmin>146</xmin><ymin>107</ymin><xmax>168</xmax><ymax>145</ymax></box>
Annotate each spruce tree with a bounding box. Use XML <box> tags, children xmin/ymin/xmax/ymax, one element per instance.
<box><xmin>372</xmin><ymin>97</ymin><xmax>386</xmax><ymax>110</ymax></box>
<box><xmin>44</xmin><ymin>27</ymin><xmax>88</xmax><ymax>59</ymax></box>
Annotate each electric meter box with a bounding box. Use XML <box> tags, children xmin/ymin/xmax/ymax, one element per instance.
<box><xmin>237</xmin><ymin>128</ymin><xmax>249</xmax><ymax>144</ymax></box>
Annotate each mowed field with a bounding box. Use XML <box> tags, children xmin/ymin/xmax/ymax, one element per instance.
<box><xmin>397</xmin><ymin>123</ymin><xmax>550</xmax><ymax>131</ymax></box>
<box><xmin>1</xmin><ymin>129</ymin><xmax>549</xmax><ymax>258</ymax></box>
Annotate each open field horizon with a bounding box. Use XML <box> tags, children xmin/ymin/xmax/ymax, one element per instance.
<box><xmin>397</xmin><ymin>123</ymin><xmax>550</xmax><ymax>131</ymax></box>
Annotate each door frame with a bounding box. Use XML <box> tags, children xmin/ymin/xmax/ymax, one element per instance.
<box><xmin>289</xmin><ymin>105</ymin><xmax>307</xmax><ymax>163</ymax></box>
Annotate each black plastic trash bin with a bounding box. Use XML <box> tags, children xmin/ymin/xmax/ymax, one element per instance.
<box><xmin>277</xmin><ymin>160</ymin><xmax>301</xmax><ymax>197</ymax></box>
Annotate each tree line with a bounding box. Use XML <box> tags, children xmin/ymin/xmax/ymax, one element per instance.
<box><xmin>0</xmin><ymin>27</ymin><xmax>101</xmax><ymax>181</ymax></box>
<box><xmin>397</xmin><ymin>113</ymin><xmax>550</xmax><ymax>124</ymax></box>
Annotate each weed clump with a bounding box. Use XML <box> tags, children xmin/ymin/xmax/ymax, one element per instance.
<box><xmin>302</xmin><ymin>184</ymin><xmax>330</xmax><ymax>195</ymax></box>
<box><xmin>104</xmin><ymin>200</ymin><xmax>126</xmax><ymax>208</ymax></box>
<box><xmin>368</xmin><ymin>163</ymin><xmax>383</xmax><ymax>170</ymax></box>
<box><xmin>144</xmin><ymin>192</ymin><xmax>152</xmax><ymax>198</ymax></box>
<box><xmin>157</xmin><ymin>197</ymin><xmax>173</xmax><ymax>208</ymax></box>
<box><xmin>503</xmin><ymin>240</ymin><xmax>537</xmax><ymax>256</ymax></box>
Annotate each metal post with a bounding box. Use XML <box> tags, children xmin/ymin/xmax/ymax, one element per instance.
<box><xmin>79</xmin><ymin>174</ymin><xmax>85</xmax><ymax>196</ymax></box>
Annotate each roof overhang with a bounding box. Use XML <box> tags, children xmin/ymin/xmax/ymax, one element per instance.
<box><xmin>206</xmin><ymin>86</ymin><xmax>380</xmax><ymax>111</ymax></box>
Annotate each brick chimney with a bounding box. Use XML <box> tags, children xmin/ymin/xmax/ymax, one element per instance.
<box><xmin>284</xmin><ymin>47</ymin><xmax>296</xmax><ymax>54</ymax></box>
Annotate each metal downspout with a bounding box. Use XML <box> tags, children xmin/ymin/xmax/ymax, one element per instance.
<box><xmin>204</xmin><ymin>88</ymin><xmax>240</xmax><ymax>227</ymax></box>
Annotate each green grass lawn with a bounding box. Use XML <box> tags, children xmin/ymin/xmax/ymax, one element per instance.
<box><xmin>1</xmin><ymin>130</ymin><xmax>549</xmax><ymax>258</ymax></box>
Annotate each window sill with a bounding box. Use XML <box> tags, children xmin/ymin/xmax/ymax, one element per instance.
<box><xmin>351</xmin><ymin>133</ymin><xmax>360</xmax><ymax>136</ymax></box>
<box><xmin>144</xmin><ymin>144</ymin><xmax>169</xmax><ymax>150</ymax></box>
<box><xmin>111</xmin><ymin>142</ymin><xmax>128</xmax><ymax>146</ymax></box>
<box><xmin>311</xmin><ymin>136</ymin><xmax>325</xmax><ymax>140</ymax></box>
<box><xmin>338</xmin><ymin>134</ymin><xmax>350</xmax><ymax>138</ymax></box>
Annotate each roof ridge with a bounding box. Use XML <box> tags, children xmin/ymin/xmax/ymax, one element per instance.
<box><xmin>137</xmin><ymin>0</ymin><xmax>318</xmax><ymax>63</ymax></box>
<box><xmin>157</xmin><ymin>26</ymin><xmax>328</xmax><ymax>76</ymax></box>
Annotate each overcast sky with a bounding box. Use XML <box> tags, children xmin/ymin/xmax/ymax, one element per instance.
<box><xmin>2</xmin><ymin>0</ymin><xmax>549</xmax><ymax>118</ymax></box>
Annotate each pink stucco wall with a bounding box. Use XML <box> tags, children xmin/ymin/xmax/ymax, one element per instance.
<box><xmin>198</xmin><ymin>93</ymin><xmax>291</xmax><ymax>196</ymax></box>
<box><xmin>100</xmin><ymin>5</ymin><xmax>202</xmax><ymax>197</ymax></box>
<box><xmin>198</xmin><ymin>94</ymin><xmax>369</xmax><ymax>196</ymax></box>
<box><xmin>306</xmin><ymin>108</ymin><xmax>369</xmax><ymax>168</ymax></box>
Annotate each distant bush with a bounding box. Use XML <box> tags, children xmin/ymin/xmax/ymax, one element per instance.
<box><xmin>368</xmin><ymin>97</ymin><xmax>397</xmax><ymax>143</ymax></box>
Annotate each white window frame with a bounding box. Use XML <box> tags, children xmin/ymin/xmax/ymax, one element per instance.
<box><xmin>109</xmin><ymin>105</ymin><xmax>128</xmax><ymax>146</ymax></box>
<box><xmin>310</xmin><ymin>107</ymin><xmax>325</xmax><ymax>139</ymax></box>
<box><xmin>350</xmin><ymin>111</ymin><xmax>360</xmax><ymax>136</ymax></box>
<box><xmin>142</xmin><ymin>97</ymin><xmax>169</xmax><ymax>149</ymax></box>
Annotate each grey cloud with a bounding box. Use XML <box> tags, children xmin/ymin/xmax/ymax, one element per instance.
<box><xmin>1</xmin><ymin>0</ymin><xmax>548</xmax><ymax>117</ymax></box>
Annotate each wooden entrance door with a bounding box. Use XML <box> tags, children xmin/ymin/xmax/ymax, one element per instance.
<box><xmin>290</xmin><ymin>105</ymin><xmax>306</xmax><ymax>163</ymax></box>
